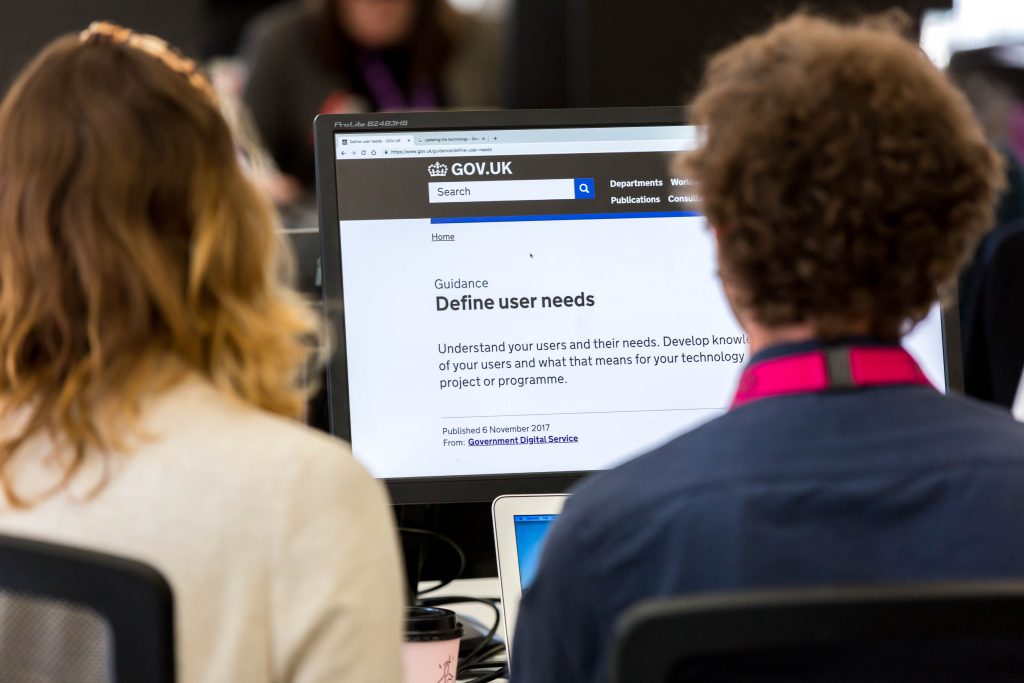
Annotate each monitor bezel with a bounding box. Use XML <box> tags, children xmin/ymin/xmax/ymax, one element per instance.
<box><xmin>312</xmin><ymin>106</ymin><xmax>964</xmax><ymax>505</ymax></box>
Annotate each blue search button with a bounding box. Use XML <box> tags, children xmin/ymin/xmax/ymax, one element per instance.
<box><xmin>574</xmin><ymin>178</ymin><xmax>596</xmax><ymax>199</ymax></box>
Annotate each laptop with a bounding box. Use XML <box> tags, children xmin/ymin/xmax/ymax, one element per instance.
<box><xmin>492</xmin><ymin>494</ymin><xmax>569</xmax><ymax>664</ymax></box>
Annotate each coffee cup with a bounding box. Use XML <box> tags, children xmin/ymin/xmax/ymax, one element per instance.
<box><xmin>403</xmin><ymin>606</ymin><xmax>464</xmax><ymax>683</ymax></box>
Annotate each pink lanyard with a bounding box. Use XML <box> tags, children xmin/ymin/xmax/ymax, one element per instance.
<box><xmin>731</xmin><ymin>346</ymin><xmax>934</xmax><ymax>409</ymax></box>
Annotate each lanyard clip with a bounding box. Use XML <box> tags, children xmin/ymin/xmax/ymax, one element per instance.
<box><xmin>823</xmin><ymin>345</ymin><xmax>857</xmax><ymax>390</ymax></box>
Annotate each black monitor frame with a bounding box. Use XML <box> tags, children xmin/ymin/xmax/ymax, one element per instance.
<box><xmin>313</xmin><ymin>106</ymin><xmax>964</xmax><ymax>505</ymax></box>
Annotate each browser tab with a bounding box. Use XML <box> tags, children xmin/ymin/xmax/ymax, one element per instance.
<box><xmin>338</xmin><ymin>126</ymin><xmax>695</xmax><ymax>159</ymax></box>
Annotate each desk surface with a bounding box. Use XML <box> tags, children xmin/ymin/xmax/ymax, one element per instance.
<box><xmin>422</xmin><ymin>578</ymin><xmax>509</xmax><ymax>683</ymax></box>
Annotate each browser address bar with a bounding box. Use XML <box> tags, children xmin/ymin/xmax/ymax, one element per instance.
<box><xmin>428</xmin><ymin>178</ymin><xmax>595</xmax><ymax>204</ymax></box>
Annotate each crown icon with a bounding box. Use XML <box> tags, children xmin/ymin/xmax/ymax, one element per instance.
<box><xmin>428</xmin><ymin>162</ymin><xmax>448</xmax><ymax>178</ymax></box>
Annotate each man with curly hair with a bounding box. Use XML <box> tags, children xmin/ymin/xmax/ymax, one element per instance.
<box><xmin>512</xmin><ymin>14</ymin><xmax>1024</xmax><ymax>683</ymax></box>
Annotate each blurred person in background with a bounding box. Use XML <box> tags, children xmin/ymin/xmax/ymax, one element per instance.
<box><xmin>0</xmin><ymin>22</ymin><xmax>403</xmax><ymax>683</ymax></box>
<box><xmin>950</xmin><ymin>46</ymin><xmax>1024</xmax><ymax>408</ymax></box>
<box><xmin>242</xmin><ymin>0</ymin><xmax>500</xmax><ymax>201</ymax></box>
<box><xmin>965</xmin><ymin>225</ymin><xmax>1024</xmax><ymax>408</ymax></box>
<box><xmin>949</xmin><ymin>45</ymin><xmax>1024</xmax><ymax>167</ymax></box>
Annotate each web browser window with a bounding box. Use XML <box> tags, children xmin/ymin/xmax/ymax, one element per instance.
<box><xmin>331</xmin><ymin>125</ymin><xmax>948</xmax><ymax>480</ymax></box>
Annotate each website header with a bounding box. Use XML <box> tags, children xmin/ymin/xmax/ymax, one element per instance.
<box><xmin>334</xmin><ymin>151</ymin><xmax>700</xmax><ymax>221</ymax></box>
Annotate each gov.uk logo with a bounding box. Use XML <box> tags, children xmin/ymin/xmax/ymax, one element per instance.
<box><xmin>428</xmin><ymin>162</ymin><xmax>448</xmax><ymax>178</ymax></box>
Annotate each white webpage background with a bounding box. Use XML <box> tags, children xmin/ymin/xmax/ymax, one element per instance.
<box><xmin>339</xmin><ymin>216</ymin><xmax>947</xmax><ymax>479</ymax></box>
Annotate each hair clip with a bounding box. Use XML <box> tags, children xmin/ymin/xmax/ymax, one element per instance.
<box><xmin>79</xmin><ymin>21</ymin><xmax>217</xmax><ymax>103</ymax></box>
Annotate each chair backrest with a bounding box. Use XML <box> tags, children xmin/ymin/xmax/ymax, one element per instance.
<box><xmin>610</xmin><ymin>582</ymin><xmax>1024</xmax><ymax>682</ymax></box>
<box><xmin>0</xmin><ymin>534</ymin><xmax>175</xmax><ymax>683</ymax></box>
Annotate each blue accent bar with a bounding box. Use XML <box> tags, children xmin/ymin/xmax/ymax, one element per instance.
<box><xmin>431</xmin><ymin>211</ymin><xmax>702</xmax><ymax>224</ymax></box>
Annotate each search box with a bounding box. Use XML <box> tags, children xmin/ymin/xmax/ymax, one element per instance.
<box><xmin>428</xmin><ymin>178</ymin><xmax>595</xmax><ymax>204</ymax></box>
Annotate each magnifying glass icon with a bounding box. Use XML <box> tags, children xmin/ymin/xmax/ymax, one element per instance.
<box><xmin>574</xmin><ymin>177</ymin><xmax>596</xmax><ymax>199</ymax></box>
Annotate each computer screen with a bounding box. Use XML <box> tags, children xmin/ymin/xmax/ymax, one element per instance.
<box><xmin>513</xmin><ymin>514</ymin><xmax>559</xmax><ymax>590</ymax></box>
<box><xmin>316</xmin><ymin>109</ymin><xmax>953</xmax><ymax>504</ymax></box>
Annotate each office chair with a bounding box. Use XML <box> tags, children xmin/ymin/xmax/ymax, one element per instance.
<box><xmin>0</xmin><ymin>534</ymin><xmax>175</xmax><ymax>683</ymax></box>
<box><xmin>610</xmin><ymin>582</ymin><xmax>1024</xmax><ymax>682</ymax></box>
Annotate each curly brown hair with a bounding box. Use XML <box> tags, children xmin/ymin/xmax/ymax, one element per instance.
<box><xmin>680</xmin><ymin>13</ymin><xmax>1005</xmax><ymax>339</ymax></box>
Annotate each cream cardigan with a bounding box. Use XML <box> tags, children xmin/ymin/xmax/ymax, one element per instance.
<box><xmin>0</xmin><ymin>375</ymin><xmax>404</xmax><ymax>683</ymax></box>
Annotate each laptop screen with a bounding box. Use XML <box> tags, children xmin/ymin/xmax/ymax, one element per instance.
<box><xmin>513</xmin><ymin>514</ymin><xmax>560</xmax><ymax>589</ymax></box>
<box><xmin>324</xmin><ymin>117</ymin><xmax>950</xmax><ymax>487</ymax></box>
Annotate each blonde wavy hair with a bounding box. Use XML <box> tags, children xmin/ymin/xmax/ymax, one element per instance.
<box><xmin>0</xmin><ymin>26</ymin><xmax>321</xmax><ymax>505</ymax></box>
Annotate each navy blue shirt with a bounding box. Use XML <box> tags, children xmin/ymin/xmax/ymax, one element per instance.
<box><xmin>512</xmin><ymin>342</ymin><xmax>1024</xmax><ymax>683</ymax></box>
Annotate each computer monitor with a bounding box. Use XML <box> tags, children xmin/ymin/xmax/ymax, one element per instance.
<box><xmin>313</xmin><ymin>107</ymin><xmax>960</xmax><ymax>507</ymax></box>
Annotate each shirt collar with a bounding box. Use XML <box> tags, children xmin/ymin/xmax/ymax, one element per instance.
<box><xmin>749</xmin><ymin>336</ymin><xmax>902</xmax><ymax>366</ymax></box>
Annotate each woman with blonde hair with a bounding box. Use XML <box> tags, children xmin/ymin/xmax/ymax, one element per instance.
<box><xmin>0</xmin><ymin>22</ymin><xmax>402</xmax><ymax>683</ymax></box>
